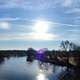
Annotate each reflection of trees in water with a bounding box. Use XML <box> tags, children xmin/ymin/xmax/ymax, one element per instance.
<box><xmin>38</xmin><ymin>61</ymin><xmax>50</xmax><ymax>71</ymax></box>
<box><xmin>6</xmin><ymin>56</ymin><xmax>10</xmax><ymax>60</ymax></box>
<box><xmin>52</xmin><ymin>65</ymin><xmax>58</xmax><ymax>73</ymax></box>
<box><xmin>26</xmin><ymin>56</ymin><xmax>34</xmax><ymax>62</ymax></box>
<box><xmin>0</xmin><ymin>57</ymin><xmax>5</xmax><ymax>65</ymax></box>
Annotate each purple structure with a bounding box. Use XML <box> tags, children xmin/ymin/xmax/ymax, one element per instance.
<box><xmin>37</xmin><ymin>49</ymin><xmax>45</xmax><ymax>61</ymax></box>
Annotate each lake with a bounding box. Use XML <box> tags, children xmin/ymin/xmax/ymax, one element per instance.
<box><xmin>0</xmin><ymin>56</ymin><xmax>67</xmax><ymax>80</ymax></box>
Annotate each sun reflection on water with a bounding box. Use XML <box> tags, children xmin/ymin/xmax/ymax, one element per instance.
<box><xmin>36</xmin><ymin>70</ymin><xmax>48</xmax><ymax>80</ymax></box>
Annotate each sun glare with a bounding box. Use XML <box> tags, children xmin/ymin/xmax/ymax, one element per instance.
<box><xmin>33</xmin><ymin>20</ymin><xmax>49</xmax><ymax>34</ymax></box>
<box><xmin>31</xmin><ymin>20</ymin><xmax>55</xmax><ymax>40</ymax></box>
<box><xmin>37</xmin><ymin>72</ymin><xmax>48</xmax><ymax>80</ymax></box>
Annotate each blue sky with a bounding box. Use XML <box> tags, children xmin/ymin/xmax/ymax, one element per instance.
<box><xmin>0</xmin><ymin>0</ymin><xmax>80</xmax><ymax>50</ymax></box>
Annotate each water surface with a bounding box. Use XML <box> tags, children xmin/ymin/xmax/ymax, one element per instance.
<box><xmin>0</xmin><ymin>57</ymin><xmax>67</xmax><ymax>80</ymax></box>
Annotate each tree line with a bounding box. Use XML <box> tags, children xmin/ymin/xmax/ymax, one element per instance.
<box><xmin>0</xmin><ymin>40</ymin><xmax>80</xmax><ymax>67</ymax></box>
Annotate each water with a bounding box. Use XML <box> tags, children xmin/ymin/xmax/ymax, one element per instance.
<box><xmin>0</xmin><ymin>57</ymin><xmax>67</xmax><ymax>80</ymax></box>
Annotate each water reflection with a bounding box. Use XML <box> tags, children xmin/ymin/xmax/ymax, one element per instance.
<box><xmin>37</xmin><ymin>61</ymin><xmax>49</xmax><ymax>80</ymax></box>
<box><xmin>37</xmin><ymin>70</ymin><xmax>48</xmax><ymax>80</ymax></box>
<box><xmin>37</xmin><ymin>61</ymin><xmax>61</xmax><ymax>80</ymax></box>
<box><xmin>0</xmin><ymin>57</ymin><xmax>67</xmax><ymax>80</ymax></box>
<box><xmin>52</xmin><ymin>65</ymin><xmax>60</xmax><ymax>73</ymax></box>
<box><xmin>0</xmin><ymin>57</ymin><xmax>5</xmax><ymax>65</ymax></box>
<box><xmin>38</xmin><ymin>61</ymin><xmax>50</xmax><ymax>71</ymax></box>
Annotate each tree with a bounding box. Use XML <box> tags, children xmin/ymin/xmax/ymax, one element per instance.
<box><xmin>60</xmin><ymin>40</ymin><xmax>80</xmax><ymax>67</ymax></box>
<box><xmin>60</xmin><ymin>40</ymin><xmax>80</xmax><ymax>51</ymax></box>
<box><xmin>60</xmin><ymin>40</ymin><xmax>70</xmax><ymax>63</ymax></box>
<box><xmin>69</xmin><ymin>42</ymin><xmax>80</xmax><ymax>51</ymax></box>
<box><xmin>27</xmin><ymin>48</ymin><xmax>36</xmax><ymax>61</ymax></box>
<box><xmin>60</xmin><ymin>40</ymin><xmax>70</xmax><ymax>51</ymax></box>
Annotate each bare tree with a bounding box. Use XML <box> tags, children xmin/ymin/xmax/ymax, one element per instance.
<box><xmin>60</xmin><ymin>40</ymin><xmax>70</xmax><ymax>63</ymax></box>
<box><xmin>60</xmin><ymin>40</ymin><xmax>80</xmax><ymax>67</ymax></box>
<box><xmin>69</xmin><ymin>42</ymin><xmax>80</xmax><ymax>51</ymax></box>
<box><xmin>60</xmin><ymin>40</ymin><xmax>70</xmax><ymax>51</ymax></box>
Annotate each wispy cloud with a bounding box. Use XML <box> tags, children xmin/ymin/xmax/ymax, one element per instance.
<box><xmin>62</xmin><ymin>0</ymin><xmax>80</xmax><ymax>14</ymax></box>
<box><xmin>0</xmin><ymin>22</ymin><xmax>11</xmax><ymax>29</ymax></box>
<box><xmin>66</xmin><ymin>8</ymin><xmax>80</xmax><ymax>14</ymax></box>
<box><xmin>55</xmin><ymin>34</ymin><xmax>79</xmax><ymax>41</ymax></box>
<box><xmin>0</xmin><ymin>19</ymin><xmax>79</xmax><ymax>41</ymax></box>
<box><xmin>0</xmin><ymin>0</ymin><xmax>56</xmax><ymax>10</ymax></box>
<box><xmin>0</xmin><ymin>0</ymin><xmax>32</xmax><ymax>9</ymax></box>
<box><xmin>0</xmin><ymin>17</ymin><xmax>20</xmax><ymax>21</ymax></box>
<box><xmin>51</xmin><ymin>0</ymin><xmax>80</xmax><ymax>15</ymax></box>
<box><xmin>62</xmin><ymin>0</ymin><xmax>73</xmax><ymax>7</ymax></box>
<box><xmin>0</xmin><ymin>17</ymin><xmax>29</xmax><ymax>21</ymax></box>
<box><xmin>30</xmin><ymin>19</ymin><xmax>79</xmax><ymax>27</ymax></box>
<box><xmin>52</xmin><ymin>22</ymin><xmax>78</xmax><ymax>27</ymax></box>
<box><xmin>0</xmin><ymin>31</ymin><xmax>78</xmax><ymax>41</ymax></box>
<box><xmin>0</xmin><ymin>32</ymin><xmax>58</xmax><ymax>41</ymax></box>
<box><xmin>0</xmin><ymin>0</ymin><xmax>80</xmax><ymax>11</ymax></box>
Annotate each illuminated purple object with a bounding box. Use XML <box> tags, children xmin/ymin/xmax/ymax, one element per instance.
<box><xmin>37</xmin><ymin>49</ymin><xmax>45</xmax><ymax>61</ymax></box>
<box><xmin>37</xmin><ymin>49</ymin><xmax>45</xmax><ymax>54</ymax></box>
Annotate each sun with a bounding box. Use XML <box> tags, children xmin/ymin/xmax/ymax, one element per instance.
<box><xmin>33</xmin><ymin>20</ymin><xmax>49</xmax><ymax>34</ymax></box>
<box><xmin>32</xmin><ymin>20</ymin><xmax>54</xmax><ymax>40</ymax></box>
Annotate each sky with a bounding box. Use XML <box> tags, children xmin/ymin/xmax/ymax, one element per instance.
<box><xmin>0</xmin><ymin>0</ymin><xmax>80</xmax><ymax>50</ymax></box>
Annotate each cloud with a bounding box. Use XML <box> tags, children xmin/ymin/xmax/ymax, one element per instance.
<box><xmin>0</xmin><ymin>32</ymin><xmax>78</xmax><ymax>41</ymax></box>
<box><xmin>0</xmin><ymin>32</ymin><xmax>58</xmax><ymax>41</ymax></box>
<box><xmin>0</xmin><ymin>0</ymin><xmax>32</xmax><ymax>9</ymax></box>
<box><xmin>0</xmin><ymin>22</ymin><xmax>11</xmax><ymax>29</ymax></box>
<box><xmin>62</xmin><ymin>0</ymin><xmax>73</xmax><ymax>7</ymax></box>
<box><xmin>0</xmin><ymin>0</ymin><xmax>56</xmax><ymax>10</ymax></box>
<box><xmin>50</xmin><ymin>0</ymin><xmax>80</xmax><ymax>15</ymax></box>
<box><xmin>55</xmin><ymin>34</ymin><xmax>79</xmax><ymax>41</ymax></box>
<box><xmin>52</xmin><ymin>22</ymin><xmax>78</xmax><ymax>27</ymax></box>
<box><xmin>66</xmin><ymin>8</ymin><xmax>80</xmax><ymax>13</ymax></box>
<box><xmin>0</xmin><ymin>18</ymin><xmax>78</xmax><ymax>32</ymax></box>
<box><xmin>0</xmin><ymin>17</ymin><xmax>20</xmax><ymax>21</ymax></box>
<box><xmin>62</xmin><ymin>0</ymin><xmax>80</xmax><ymax>14</ymax></box>
<box><xmin>0</xmin><ymin>0</ymin><xmax>80</xmax><ymax>12</ymax></box>
<box><xmin>0</xmin><ymin>19</ymin><xmax>79</xmax><ymax>41</ymax></box>
<box><xmin>31</xmin><ymin>19</ymin><xmax>79</xmax><ymax>27</ymax></box>
<box><xmin>70</xmin><ymin>29</ymin><xmax>80</xmax><ymax>33</ymax></box>
<box><xmin>59</xmin><ymin>0</ymin><xmax>80</xmax><ymax>8</ymax></box>
<box><xmin>31</xmin><ymin>33</ymin><xmax>58</xmax><ymax>40</ymax></box>
<box><xmin>0</xmin><ymin>17</ymin><xmax>28</xmax><ymax>21</ymax></box>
